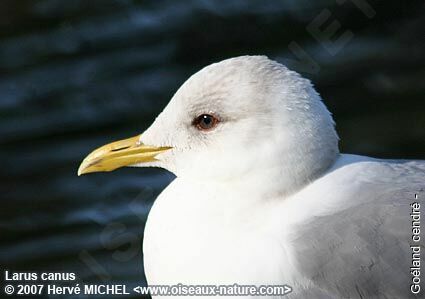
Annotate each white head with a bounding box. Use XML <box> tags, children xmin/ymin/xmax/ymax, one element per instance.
<box><xmin>79</xmin><ymin>56</ymin><xmax>339</xmax><ymax>196</ymax></box>
<box><xmin>141</xmin><ymin>56</ymin><xmax>339</xmax><ymax>194</ymax></box>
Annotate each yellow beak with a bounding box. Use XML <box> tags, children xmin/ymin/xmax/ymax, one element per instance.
<box><xmin>78</xmin><ymin>135</ymin><xmax>172</xmax><ymax>176</ymax></box>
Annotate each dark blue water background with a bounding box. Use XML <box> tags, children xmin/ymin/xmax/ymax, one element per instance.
<box><xmin>1</xmin><ymin>1</ymin><xmax>424</xmax><ymax>298</ymax></box>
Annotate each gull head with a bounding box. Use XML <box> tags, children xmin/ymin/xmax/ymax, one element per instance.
<box><xmin>79</xmin><ymin>56</ymin><xmax>339</xmax><ymax>194</ymax></box>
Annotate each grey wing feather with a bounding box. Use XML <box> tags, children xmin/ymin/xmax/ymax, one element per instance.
<box><xmin>291</xmin><ymin>160</ymin><xmax>425</xmax><ymax>299</ymax></box>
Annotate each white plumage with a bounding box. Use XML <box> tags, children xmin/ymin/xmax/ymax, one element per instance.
<box><xmin>85</xmin><ymin>56</ymin><xmax>425</xmax><ymax>298</ymax></box>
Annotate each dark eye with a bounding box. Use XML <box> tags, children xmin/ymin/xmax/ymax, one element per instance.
<box><xmin>193</xmin><ymin>114</ymin><xmax>219</xmax><ymax>131</ymax></box>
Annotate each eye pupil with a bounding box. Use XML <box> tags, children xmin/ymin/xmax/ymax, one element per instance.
<box><xmin>202</xmin><ymin>115</ymin><xmax>212</xmax><ymax>125</ymax></box>
<box><xmin>193</xmin><ymin>114</ymin><xmax>219</xmax><ymax>131</ymax></box>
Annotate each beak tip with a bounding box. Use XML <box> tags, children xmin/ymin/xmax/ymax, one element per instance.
<box><xmin>77</xmin><ymin>162</ymin><xmax>87</xmax><ymax>176</ymax></box>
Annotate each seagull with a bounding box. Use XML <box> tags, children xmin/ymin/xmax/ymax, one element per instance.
<box><xmin>79</xmin><ymin>56</ymin><xmax>424</xmax><ymax>298</ymax></box>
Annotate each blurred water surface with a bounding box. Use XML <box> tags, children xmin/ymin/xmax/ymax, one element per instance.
<box><xmin>0</xmin><ymin>1</ymin><xmax>424</xmax><ymax>298</ymax></box>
